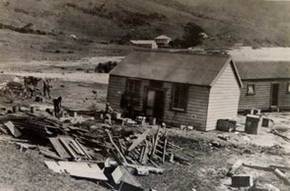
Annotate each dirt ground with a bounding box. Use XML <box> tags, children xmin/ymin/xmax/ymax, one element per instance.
<box><xmin>0</xmin><ymin>58</ymin><xmax>289</xmax><ymax>191</ymax></box>
<box><xmin>0</xmin><ymin>143</ymin><xmax>107</xmax><ymax>191</ymax></box>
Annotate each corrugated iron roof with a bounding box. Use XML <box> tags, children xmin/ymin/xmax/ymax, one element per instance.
<box><xmin>236</xmin><ymin>61</ymin><xmax>290</xmax><ymax>80</ymax></box>
<box><xmin>110</xmin><ymin>51</ymin><xmax>238</xmax><ymax>86</ymax></box>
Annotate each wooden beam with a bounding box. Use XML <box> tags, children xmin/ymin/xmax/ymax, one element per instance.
<box><xmin>128</xmin><ymin>129</ymin><xmax>150</xmax><ymax>152</ymax></box>
<box><xmin>49</xmin><ymin>137</ymin><xmax>71</xmax><ymax>159</ymax></box>
<box><xmin>105</xmin><ymin>129</ymin><xmax>128</xmax><ymax>164</ymax></box>
<box><xmin>162</xmin><ymin>136</ymin><xmax>168</xmax><ymax>163</ymax></box>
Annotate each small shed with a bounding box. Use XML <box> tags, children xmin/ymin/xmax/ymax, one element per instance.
<box><xmin>236</xmin><ymin>61</ymin><xmax>290</xmax><ymax>111</ymax></box>
<box><xmin>130</xmin><ymin>40</ymin><xmax>158</xmax><ymax>49</ymax></box>
<box><xmin>107</xmin><ymin>51</ymin><xmax>242</xmax><ymax>131</ymax></box>
<box><xmin>154</xmin><ymin>35</ymin><xmax>172</xmax><ymax>48</ymax></box>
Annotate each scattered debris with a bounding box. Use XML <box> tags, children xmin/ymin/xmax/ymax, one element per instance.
<box><xmin>4</xmin><ymin>121</ymin><xmax>22</xmax><ymax>138</ymax></box>
<box><xmin>111</xmin><ymin>165</ymin><xmax>144</xmax><ymax>191</ymax></box>
<box><xmin>271</xmin><ymin>129</ymin><xmax>290</xmax><ymax>142</ymax></box>
<box><xmin>45</xmin><ymin>161</ymin><xmax>108</xmax><ymax>181</ymax></box>
<box><xmin>216</xmin><ymin>119</ymin><xmax>236</xmax><ymax>132</ymax></box>
<box><xmin>227</xmin><ymin>160</ymin><xmax>243</xmax><ymax>177</ymax></box>
<box><xmin>273</xmin><ymin>168</ymin><xmax>290</xmax><ymax>185</ymax></box>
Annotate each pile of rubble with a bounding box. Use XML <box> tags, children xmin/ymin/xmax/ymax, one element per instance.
<box><xmin>0</xmin><ymin>108</ymin><xmax>190</xmax><ymax>191</ymax></box>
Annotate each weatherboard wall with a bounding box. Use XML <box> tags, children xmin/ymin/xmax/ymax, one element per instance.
<box><xmin>238</xmin><ymin>80</ymin><xmax>290</xmax><ymax>111</ymax></box>
<box><xmin>107</xmin><ymin>75</ymin><xmax>148</xmax><ymax>112</ymax></box>
<box><xmin>107</xmin><ymin>75</ymin><xmax>126</xmax><ymax>112</ymax></box>
<box><xmin>162</xmin><ymin>83</ymin><xmax>210</xmax><ymax>131</ymax></box>
<box><xmin>206</xmin><ymin>63</ymin><xmax>240</xmax><ymax>130</ymax></box>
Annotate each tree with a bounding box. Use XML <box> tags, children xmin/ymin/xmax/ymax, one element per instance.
<box><xmin>181</xmin><ymin>22</ymin><xmax>205</xmax><ymax>47</ymax></box>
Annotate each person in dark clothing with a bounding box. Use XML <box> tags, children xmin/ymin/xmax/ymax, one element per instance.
<box><xmin>53</xmin><ymin>96</ymin><xmax>62</xmax><ymax>118</ymax></box>
<box><xmin>43</xmin><ymin>79</ymin><xmax>51</xmax><ymax>99</ymax></box>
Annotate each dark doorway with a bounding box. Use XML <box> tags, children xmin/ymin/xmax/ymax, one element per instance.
<box><xmin>271</xmin><ymin>83</ymin><xmax>279</xmax><ymax>106</ymax></box>
<box><xmin>145</xmin><ymin>89</ymin><xmax>165</xmax><ymax>121</ymax></box>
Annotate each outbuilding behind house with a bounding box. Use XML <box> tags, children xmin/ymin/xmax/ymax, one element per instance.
<box><xmin>236</xmin><ymin>61</ymin><xmax>290</xmax><ymax>111</ymax></box>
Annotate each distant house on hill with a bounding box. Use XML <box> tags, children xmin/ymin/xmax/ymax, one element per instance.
<box><xmin>154</xmin><ymin>35</ymin><xmax>172</xmax><ymax>48</ymax></box>
<box><xmin>107</xmin><ymin>51</ymin><xmax>242</xmax><ymax>131</ymax></box>
<box><xmin>130</xmin><ymin>40</ymin><xmax>158</xmax><ymax>49</ymax></box>
<box><xmin>236</xmin><ymin>61</ymin><xmax>290</xmax><ymax>111</ymax></box>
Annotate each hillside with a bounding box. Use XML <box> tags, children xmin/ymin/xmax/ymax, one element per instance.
<box><xmin>1</xmin><ymin>0</ymin><xmax>290</xmax><ymax>60</ymax></box>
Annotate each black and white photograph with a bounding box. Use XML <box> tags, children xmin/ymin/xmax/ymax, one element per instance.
<box><xmin>0</xmin><ymin>0</ymin><xmax>289</xmax><ymax>190</ymax></box>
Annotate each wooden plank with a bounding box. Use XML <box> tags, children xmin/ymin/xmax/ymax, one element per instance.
<box><xmin>242</xmin><ymin>163</ymin><xmax>273</xmax><ymax>172</ymax></box>
<box><xmin>105</xmin><ymin>129</ymin><xmax>128</xmax><ymax>164</ymax></box>
<box><xmin>125</xmin><ymin>164</ymin><xmax>164</xmax><ymax>174</ymax></box>
<box><xmin>151</xmin><ymin>127</ymin><xmax>160</xmax><ymax>157</ymax></box>
<box><xmin>45</xmin><ymin>161</ymin><xmax>107</xmax><ymax>181</ymax></box>
<box><xmin>59</xmin><ymin>136</ymin><xmax>78</xmax><ymax>159</ymax></box>
<box><xmin>274</xmin><ymin>168</ymin><xmax>290</xmax><ymax>185</ymax></box>
<box><xmin>128</xmin><ymin>129</ymin><xmax>150</xmax><ymax>152</ymax></box>
<box><xmin>271</xmin><ymin>129</ymin><xmax>290</xmax><ymax>142</ymax></box>
<box><xmin>162</xmin><ymin>137</ymin><xmax>168</xmax><ymax>163</ymax></box>
<box><xmin>49</xmin><ymin>138</ymin><xmax>71</xmax><ymax>159</ymax></box>
<box><xmin>139</xmin><ymin>145</ymin><xmax>145</xmax><ymax>163</ymax></box>
<box><xmin>4</xmin><ymin>121</ymin><xmax>22</xmax><ymax>138</ymax></box>
<box><xmin>269</xmin><ymin>165</ymin><xmax>290</xmax><ymax>171</ymax></box>
<box><xmin>141</xmin><ymin>141</ymin><xmax>149</xmax><ymax>165</ymax></box>
<box><xmin>40</xmin><ymin>149</ymin><xmax>63</xmax><ymax>160</ymax></box>
<box><xmin>74</xmin><ymin>139</ymin><xmax>92</xmax><ymax>160</ymax></box>
<box><xmin>69</xmin><ymin>142</ymin><xmax>84</xmax><ymax>156</ymax></box>
<box><xmin>111</xmin><ymin>166</ymin><xmax>143</xmax><ymax>189</ymax></box>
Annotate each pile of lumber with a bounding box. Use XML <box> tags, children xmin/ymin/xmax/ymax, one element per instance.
<box><xmin>0</xmin><ymin>111</ymin><xmax>191</xmax><ymax>190</ymax></box>
<box><xmin>0</xmin><ymin>113</ymin><xmax>188</xmax><ymax>169</ymax></box>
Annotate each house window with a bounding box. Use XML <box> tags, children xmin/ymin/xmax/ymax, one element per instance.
<box><xmin>247</xmin><ymin>84</ymin><xmax>255</xmax><ymax>95</ymax></box>
<box><xmin>171</xmin><ymin>84</ymin><xmax>188</xmax><ymax>111</ymax></box>
<box><xmin>287</xmin><ymin>82</ymin><xmax>290</xmax><ymax>93</ymax></box>
<box><xmin>126</xmin><ymin>79</ymin><xmax>141</xmax><ymax>95</ymax></box>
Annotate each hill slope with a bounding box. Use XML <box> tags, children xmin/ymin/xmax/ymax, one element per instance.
<box><xmin>1</xmin><ymin>0</ymin><xmax>290</xmax><ymax>60</ymax></box>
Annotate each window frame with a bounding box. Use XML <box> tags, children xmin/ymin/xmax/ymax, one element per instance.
<box><xmin>287</xmin><ymin>82</ymin><xmax>290</xmax><ymax>94</ymax></box>
<box><xmin>126</xmin><ymin>78</ymin><xmax>141</xmax><ymax>95</ymax></box>
<box><xmin>171</xmin><ymin>83</ymin><xmax>189</xmax><ymax>112</ymax></box>
<box><xmin>246</xmin><ymin>84</ymin><xmax>256</xmax><ymax>96</ymax></box>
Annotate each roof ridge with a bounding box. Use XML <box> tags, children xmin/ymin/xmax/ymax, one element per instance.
<box><xmin>133</xmin><ymin>49</ymin><xmax>230</xmax><ymax>58</ymax></box>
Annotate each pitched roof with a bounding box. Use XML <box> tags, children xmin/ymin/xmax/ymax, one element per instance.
<box><xmin>236</xmin><ymin>61</ymin><xmax>290</xmax><ymax>80</ymax></box>
<box><xmin>110</xmin><ymin>51</ymin><xmax>241</xmax><ymax>87</ymax></box>
<box><xmin>155</xmin><ymin>35</ymin><xmax>172</xmax><ymax>40</ymax></box>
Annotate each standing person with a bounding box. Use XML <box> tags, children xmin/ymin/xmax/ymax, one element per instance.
<box><xmin>53</xmin><ymin>96</ymin><xmax>62</xmax><ymax>118</ymax></box>
<box><xmin>57</xmin><ymin>96</ymin><xmax>62</xmax><ymax>108</ymax></box>
<box><xmin>43</xmin><ymin>79</ymin><xmax>51</xmax><ymax>99</ymax></box>
<box><xmin>23</xmin><ymin>77</ymin><xmax>29</xmax><ymax>97</ymax></box>
<box><xmin>28</xmin><ymin>83</ymin><xmax>34</xmax><ymax>98</ymax></box>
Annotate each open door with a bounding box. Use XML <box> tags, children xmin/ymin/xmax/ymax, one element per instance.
<box><xmin>145</xmin><ymin>89</ymin><xmax>165</xmax><ymax>121</ymax></box>
<box><xmin>270</xmin><ymin>83</ymin><xmax>279</xmax><ymax>107</ymax></box>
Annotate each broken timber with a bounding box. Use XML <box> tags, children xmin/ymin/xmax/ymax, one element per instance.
<box><xmin>45</xmin><ymin>161</ymin><xmax>108</xmax><ymax>181</ymax></box>
<box><xmin>105</xmin><ymin>129</ymin><xmax>128</xmax><ymax>164</ymax></box>
<box><xmin>4</xmin><ymin>121</ymin><xmax>22</xmax><ymax>138</ymax></box>
<box><xmin>128</xmin><ymin>129</ymin><xmax>150</xmax><ymax>152</ymax></box>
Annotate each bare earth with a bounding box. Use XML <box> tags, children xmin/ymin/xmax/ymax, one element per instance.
<box><xmin>0</xmin><ymin>58</ymin><xmax>289</xmax><ymax>191</ymax></box>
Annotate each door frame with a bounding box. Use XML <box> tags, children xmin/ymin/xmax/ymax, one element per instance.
<box><xmin>270</xmin><ymin>83</ymin><xmax>279</xmax><ymax>107</ymax></box>
<box><xmin>143</xmin><ymin>87</ymin><xmax>166</xmax><ymax>121</ymax></box>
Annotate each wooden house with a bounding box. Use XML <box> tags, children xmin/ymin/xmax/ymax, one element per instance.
<box><xmin>107</xmin><ymin>51</ymin><xmax>242</xmax><ymax>131</ymax></box>
<box><xmin>154</xmin><ymin>35</ymin><xmax>172</xmax><ymax>48</ymax></box>
<box><xmin>236</xmin><ymin>61</ymin><xmax>290</xmax><ymax>111</ymax></box>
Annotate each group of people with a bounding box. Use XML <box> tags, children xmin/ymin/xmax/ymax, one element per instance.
<box><xmin>23</xmin><ymin>76</ymin><xmax>63</xmax><ymax>118</ymax></box>
<box><xmin>23</xmin><ymin>77</ymin><xmax>52</xmax><ymax>99</ymax></box>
